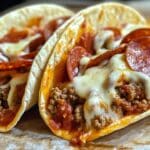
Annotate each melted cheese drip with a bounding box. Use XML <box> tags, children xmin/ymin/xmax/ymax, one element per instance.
<box><xmin>94</xmin><ymin>24</ymin><xmax>145</xmax><ymax>53</ymax></box>
<box><xmin>0</xmin><ymin>53</ymin><xmax>8</xmax><ymax>62</ymax></box>
<box><xmin>0</xmin><ymin>34</ymin><xmax>40</xmax><ymax>57</ymax></box>
<box><xmin>94</xmin><ymin>30</ymin><xmax>113</xmax><ymax>54</ymax></box>
<box><xmin>122</xmin><ymin>24</ymin><xmax>145</xmax><ymax>36</ymax></box>
<box><xmin>80</xmin><ymin>56</ymin><xmax>90</xmax><ymax>66</ymax></box>
<box><xmin>73</xmin><ymin>54</ymin><xmax>150</xmax><ymax>128</ymax></box>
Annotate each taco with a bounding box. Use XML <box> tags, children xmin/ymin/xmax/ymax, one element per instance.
<box><xmin>39</xmin><ymin>3</ymin><xmax>150</xmax><ymax>144</ymax></box>
<box><xmin>0</xmin><ymin>4</ymin><xmax>74</xmax><ymax>132</ymax></box>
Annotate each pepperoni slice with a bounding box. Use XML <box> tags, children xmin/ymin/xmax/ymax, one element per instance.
<box><xmin>86</xmin><ymin>44</ymin><xmax>126</xmax><ymax>68</ymax></box>
<box><xmin>43</xmin><ymin>16</ymin><xmax>70</xmax><ymax>40</ymax></box>
<box><xmin>0</xmin><ymin>28</ymin><xmax>28</xmax><ymax>43</ymax></box>
<box><xmin>78</xmin><ymin>33</ymin><xmax>94</xmax><ymax>54</ymax></box>
<box><xmin>126</xmin><ymin>37</ymin><xmax>150</xmax><ymax>76</ymax></box>
<box><xmin>103</xmin><ymin>27</ymin><xmax>121</xmax><ymax>40</ymax></box>
<box><xmin>0</xmin><ymin>59</ymin><xmax>32</xmax><ymax>71</ymax></box>
<box><xmin>122</xmin><ymin>28</ymin><xmax>150</xmax><ymax>44</ymax></box>
<box><xmin>28</xmin><ymin>33</ymin><xmax>45</xmax><ymax>53</ymax></box>
<box><xmin>67</xmin><ymin>46</ymin><xmax>91</xmax><ymax>81</ymax></box>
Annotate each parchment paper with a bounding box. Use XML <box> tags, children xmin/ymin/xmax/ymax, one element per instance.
<box><xmin>0</xmin><ymin>106</ymin><xmax>149</xmax><ymax>150</ymax></box>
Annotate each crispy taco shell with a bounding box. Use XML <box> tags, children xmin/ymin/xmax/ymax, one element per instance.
<box><xmin>0</xmin><ymin>4</ymin><xmax>74</xmax><ymax>132</ymax></box>
<box><xmin>39</xmin><ymin>3</ymin><xmax>149</xmax><ymax>143</ymax></box>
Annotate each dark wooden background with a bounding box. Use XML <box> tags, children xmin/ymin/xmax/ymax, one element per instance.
<box><xmin>0</xmin><ymin>0</ymin><xmax>150</xmax><ymax>19</ymax></box>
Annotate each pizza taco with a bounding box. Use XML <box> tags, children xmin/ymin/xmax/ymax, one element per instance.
<box><xmin>39</xmin><ymin>2</ymin><xmax>150</xmax><ymax>144</ymax></box>
<box><xmin>0</xmin><ymin>4</ymin><xmax>74</xmax><ymax>132</ymax></box>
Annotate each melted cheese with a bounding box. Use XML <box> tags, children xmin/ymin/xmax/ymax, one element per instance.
<box><xmin>73</xmin><ymin>54</ymin><xmax>150</xmax><ymax>128</ymax></box>
<box><xmin>80</xmin><ymin>56</ymin><xmax>90</xmax><ymax>66</ymax></box>
<box><xmin>122</xmin><ymin>24</ymin><xmax>145</xmax><ymax>36</ymax></box>
<box><xmin>0</xmin><ymin>53</ymin><xmax>8</xmax><ymax>62</ymax></box>
<box><xmin>94</xmin><ymin>30</ymin><xmax>113</xmax><ymax>54</ymax></box>
<box><xmin>94</xmin><ymin>24</ymin><xmax>145</xmax><ymax>53</ymax></box>
<box><xmin>7</xmin><ymin>73</ymin><xmax>28</xmax><ymax>107</ymax></box>
<box><xmin>0</xmin><ymin>34</ymin><xmax>40</xmax><ymax>57</ymax></box>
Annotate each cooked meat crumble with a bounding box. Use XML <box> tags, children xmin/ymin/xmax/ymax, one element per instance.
<box><xmin>47</xmin><ymin>86</ymin><xmax>85</xmax><ymax>130</ymax></box>
<box><xmin>0</xmin><ymin>85</ymin><xmax>10</xmax><ymax>109</ymax></box>
<box><xmin>92</xmin><ymin>115</ymin><xmax>112</xmax><ymax>130</ymax></box>
<box><xmin>112</xmin><ymin>82</ymin><xmax>150</xmax><ymax>115</ymax></box>
<box><xmin>74</xmin><ymin>105</ymin><xmax>84</xmax><ymax>123</ymax></box>
<box><xmin>48</xmin><ymin>86</ymin><xmax>114</xmax><ymax>131</ymax></box>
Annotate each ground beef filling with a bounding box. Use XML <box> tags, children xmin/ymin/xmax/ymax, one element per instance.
<box><xmin>0</xmin><ymin>76</ymin><xmax>11</xmax><ymax>110</ymax></box>
<box><xmin>0</xmin><ymin>84</ymin><xmax>13</xmax><ymax>125</ymax></box>
<box><xmin>91</xmin><ymin>115</ymin><xmax>113</xmax><ymax>130</ymax></box>
<box><xmin>0</xmin><ymin>79</ymin><xmax>25</xmax><ymax>125</ymax></box>
<box><xmin>112</xmin><ymin>82</ymin><xmax>150</xmax><ymax>115</ymax></box>
<box><xmin>0</xmin><ymin>85</ymin><xmax>9</xmax><ymax>109</ymax></box>
<box><xmin>47</xmin><ymin>87</ymin><xmax>85</xmax><ymax>131</ymax></box>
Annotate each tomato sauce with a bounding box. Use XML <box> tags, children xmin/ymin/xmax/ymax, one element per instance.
<box><xmin>0</xmin><ymin>106</ymin><xmax>19</xmax><ymax>126</ymax></box>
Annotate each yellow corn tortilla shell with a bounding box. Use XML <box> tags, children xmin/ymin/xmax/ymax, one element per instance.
<box><xmin>0</xmin><ymin>4</ymin><xmax>74</xmax><ymax>132</ymax></box>
<box><xmin>39</xmin><ymin>2</ymin><xmax>149</xmax><ymax>143</ymax></box>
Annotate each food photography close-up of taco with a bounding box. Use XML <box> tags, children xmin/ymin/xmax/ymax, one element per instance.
<box><xmin>39</xmin><ymin>1</ymin><xmax>150</xmax><ymax>148</ymax></box>
<box><xmin>0</xmin><ymin>0</ymin><xmax>149</xmax><ymax>150</ymax></box>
